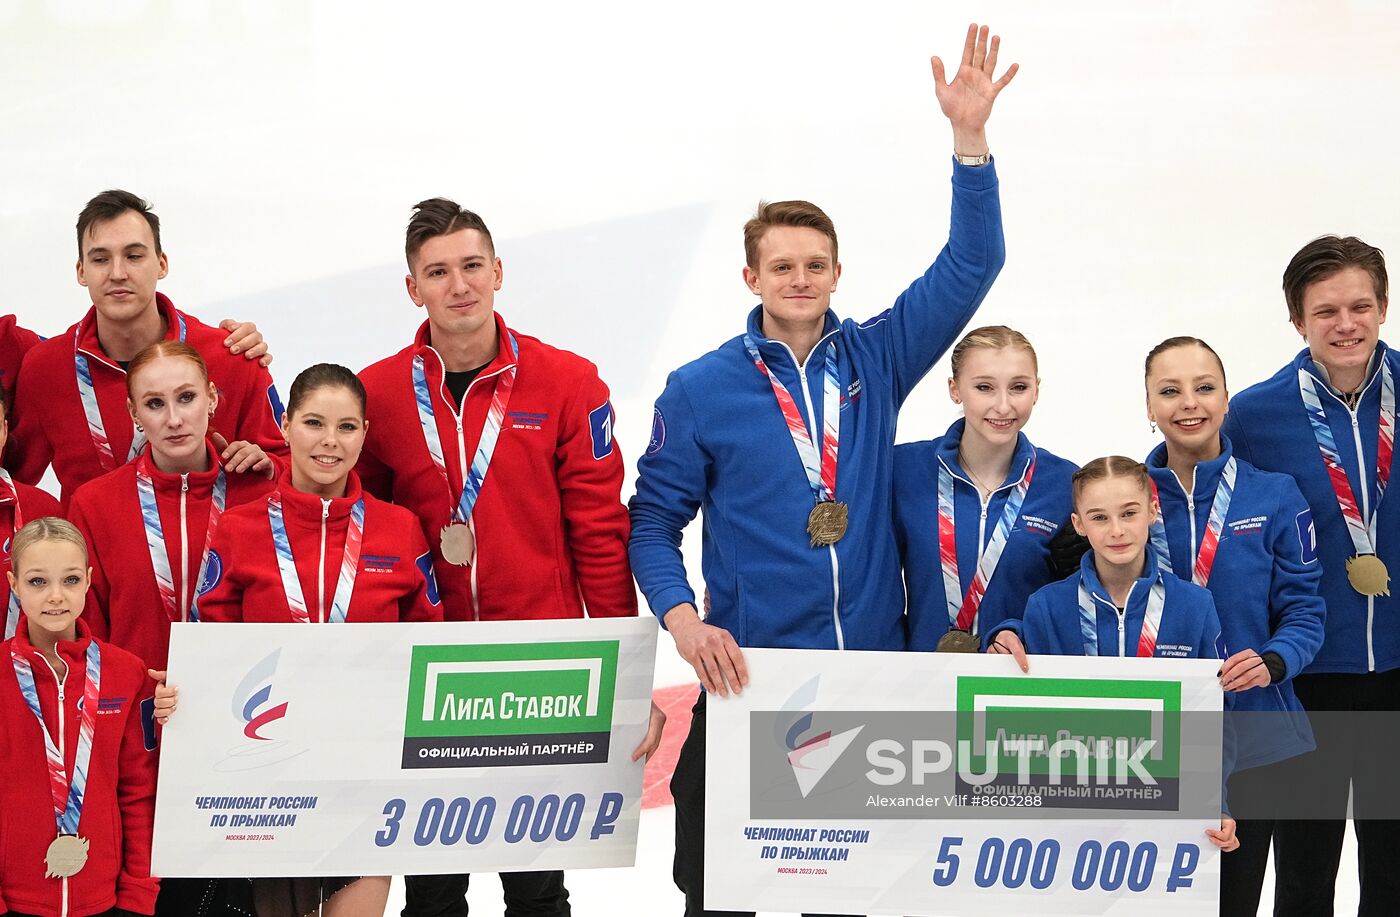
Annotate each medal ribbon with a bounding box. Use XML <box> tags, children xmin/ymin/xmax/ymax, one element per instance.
<box><xmin>11</xmin><ymin>640</ymin><xmax>101</xmax><ymax>835</ymax></box>
<box><xmin>1077</xmin><ymin>575</ymin><xmax>1165</xmax><ymax>657</ymax></box>
<box><xmin>742</xmin><ymin>335</ymin><xmax>839</xmax><ymax>504</ymax></box>
<box><xmin>1</xmin><ymin>469</ymin><xmax>25</xmax><ymax>640</ymax></box>
<box><xmin>1297</xmin><ymin>361</ymin><xmax>1395</xmax><ymax>556</ymax></box>
<box><xmin>1149</xmin><ymin>457</ymin><xmax>1237</xmax><ymax>586</ymax></box>
<box><xmin>74</xmin><ymin>314</ymin><xmax>187</xmax><ymax>471</ymax></box>
<box><xmin>411</xmin><ymin>333</ymin><xmax>519</xmax><ymax>526</ymax></box>
<box><xmin>267</xmin><ymin>493</ymin><xmax>364</xmax><ymax>624</ymax></box>
<box><xmin>136</xmin><ymin>455</ymin><xmax>227</xmax><ymax>624</ymax></box>
<box><xmin>936</xmin><ymin>455</ymin><xmax>1037</xmax><ymax>632</ymax></box>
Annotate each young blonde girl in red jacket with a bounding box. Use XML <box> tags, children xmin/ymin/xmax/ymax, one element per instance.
<box><xmin>0</xmin><ymin>517</ymin><xmax>158</xmax><ymax>917</ymax></box>
<box><xmin>68</xmin><ymin>342</ymin><xmax>277</xmax><ymax>673</ymax></box>
<box><xmin>187</xmin><ymin>363</ymin><xmax>442</xmax><ymax>917</ymax></box>
<box><xmin>0</xmin><ymin>387</ymin><xmax>62</xmax><ymax>642</ymax></box>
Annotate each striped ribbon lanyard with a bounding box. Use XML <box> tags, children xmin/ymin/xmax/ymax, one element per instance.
<box><xmin>742</xmin><ymin>335</ymin><xmax>839</xmax><ymax>504</ymax></box>
<box><xmin>1</xmin><ymin>469</ymin><xmax>24</xmax><ymax>640</ymax></box>
<box><xmin>267</xmin><ymin>493</ymin><xmax>364</xmax><ymax>623</ymax></box>
<box><xmin>1297</xmin><ymin>362</ymin><xmax>1395</xmax><ymax>557</ymax></box>
<box><xmin>136</xmin><ymin>456</ymin><xmax>227</xmax><ymax>623</ymax></box>
<box><xmin>1149</xmin><ymin>457</ymin><xmax>1237</xmax><ymax>586</ymax></box>
<box><xmin>936</xmin><ymin>455</ymin><xmax>1036</xmax><ymax>633</ymax></box>
<box><xmin>11</xmin><ymin>640</ymin><xmax>101</xmax><ymax>836</ymax></box>
<box><xmin>75</xmin><ymin>314</ymin><xmax>187</xmax><ymax>472</ymax></box>
<box><xmin>1078</xmin><ymin>576</ymin><xmax>1165</xmax><ymax>657</ymax></box>
<box><xmin>411</xmin><ymin>333</ymin><xmax>519</xmax><ymax>526</ymax></box>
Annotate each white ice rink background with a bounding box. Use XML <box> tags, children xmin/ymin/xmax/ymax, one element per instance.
<box><xmin>2</xmin><ymin>1</ymin><xmax>1385</xmax><ymax>912</ymax></box>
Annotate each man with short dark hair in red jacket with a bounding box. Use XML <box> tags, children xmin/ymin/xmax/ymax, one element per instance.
<box><xmin>357</xmin><ymin>198</ymin><xmax>664</xmax><ymax>917</ymax></box>
<box><xmin>8</xmin><ymin>189</ymin><xmax>283</xmax><ymax>506</ymax></box>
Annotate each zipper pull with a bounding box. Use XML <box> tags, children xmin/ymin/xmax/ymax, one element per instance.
<box><xmin>1116</xmin><ymin>608</ymin><xmax>1125</xmax><ymax>633</ymax></box>
<box><xmin>181</xmin><ymin>474</ymin><xmax>190</xmax><ymax>493</ymax></box>
<box><xmin>322</xmin><ymin>500</ymin><xmax>331</xmax><ymax>520</ymax></box>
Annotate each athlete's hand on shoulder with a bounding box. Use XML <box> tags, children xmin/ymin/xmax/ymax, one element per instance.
<box><xmin>930</xmin><ymin>23</ymin><xmax>1018</xmax><ymax>152</ymax></box>
<box><xmin>212</xmin><ymin>431</ymin><xmax>275</xmax><ymax>478</ymax></box>
<box><xmin>987</xmin><ymin>629</ymin><xmax>1030</xmax><ymax>673</ymax></box>
<box><xmin>664</xmin><ymin>603</ymin><xmax>748</xmax><ymax>697</ymax></box>
<box><xmin>1206</xmin><ymin>816</ymin><xmax>1240</xmax><ymax>852</ymax></box>
<box><xmin>631</xmin><ymin>700</ymin><xmax>668</xmax><ymax>763</ymax></box>
<box><xmin>1219</xmin><ymin>648</ymin><xmax>1271</xmax><ymax>692</ymax></box>
<box><xmin>149</xmin><ymin>668</ymin><xmax>178</xmax><ymax>725</ymax></box>
<box><xmin>218</xmin><ymin>318</ymin><xmax>272</xmax><ymax>367</ymax></box>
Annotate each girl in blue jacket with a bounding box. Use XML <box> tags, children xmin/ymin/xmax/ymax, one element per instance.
<box><xmin>1021</xmin><ymin>456</ymin><xmax>1239</xmax><ymax>854</ymax></box>
<box><xmin>894</xmin><ymin>326</ymin><xmax>1078</xmax><ymax>654</ymax></box>
<box><xmin>1144</xmin><ymin>336</ymin><xmax>1325</xmax><ymax>917</ymax></box>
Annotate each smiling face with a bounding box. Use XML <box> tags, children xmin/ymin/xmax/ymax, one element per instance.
<box><xmin>128</xmin><ymin>353</ymin><xmax>216</xmax><ymax>470</ymax></box>
<box><xmin>406</xmin><ymin>228</ymin><xmax>502</xmax><ymax>346</ymax></box>
<box><xmin>949</xmin><ymin>345</ymin><xmax>1039</xmax><ymax>450</ymax></box>
<box><xmin>9</xmin><ymin>538</ymin><xmax>90</xmax><ymax>644</ymax></box>
<box><xmin>282</xmin><ymin>384</ymin><xmax>367</xmax><ymax>498</ymax></box>
<box><xmin>1146</xmin><ymin>343</ymin><xmax>1228</xmax><ymax>457</ymax></box>
<box><xmin>1072</xmin><ymin>475</ymin><xmax>1157</xmax><ymax>576</ymax></box>
<box><xmin>743</xmin><ymin>226</ymin><xmax>841</xmax><ymax>335</ymax></box>
<box><xmin>1294</xmin><ymin>265</ymin><xmax>1389</xmax><ymax>386</ymax></box>
<box><xmin>75</xmin><ymin>210</ymin><xmax>168</xmax><ymax>323</ymax></box>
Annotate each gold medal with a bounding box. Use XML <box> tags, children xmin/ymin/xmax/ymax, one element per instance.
<box><xmin>439</xmin><ymin>523</ymin><xmax>475</xmax><ymax>567</ymax></box>
<box><xmin>45</xmin><ymin>834</ymin><xmax>88</xmax><ymax>878</ymax></box>
<box><xmin>936</xmin><ymin>629</ymin><xmax>982</xmax><ymax>653</ymax></box>
<box><xmin>1346</xmin><ymin>554</ymin><xmax>1391</xmax><ymax>597</ymax></box>
<box><xmin>807</xmin><ymin>501</ymin><xmax>848</xmax><ymax>547</ymax></box>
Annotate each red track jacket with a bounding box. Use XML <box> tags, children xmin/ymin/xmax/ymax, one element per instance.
<box><xmin>69</xmin><ymin>442</ymin><xmax>277</xmax><ymax>669</ymax></box>
<box><xmin>0</xmin><ymin>314</ymin><xmax>42</xmax><ymax>406</ymax></box>
<box><xmin>198</xmin><ymin>471</ymin><xmax>443</xmax><ymax>624</ymax></box>
<box><xmin>357</xmin><ymin>315</ymin><xmax>635</xmax><ymax>622</ymax></box>
<box><xmin>0</xmin><ymin>622</ymin><xmax>159</xmax><ymax>917</ymax></box>
<box><xmin>9</xmin><ymin>295</ymin><xmax>286</xmax><ymax>506</ymax></box>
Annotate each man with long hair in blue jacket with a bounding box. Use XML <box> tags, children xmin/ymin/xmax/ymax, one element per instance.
<box><xmin>629</xmin><ymin>23</ymin><xmax>1015</xmax><ymax>917</ymax></box>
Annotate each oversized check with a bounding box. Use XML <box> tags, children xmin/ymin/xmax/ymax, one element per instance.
<box><xmin>706</xmin><ymin>650</ymin><xmax>1226</xmax><ymax>915</ymax></box>
<box><xmin>152</xmin><ymin>618</ymin><xmax>657</xmax><ymax>876</ymax></box>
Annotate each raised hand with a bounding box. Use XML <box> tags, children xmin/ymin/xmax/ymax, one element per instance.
<box><xmin>930</xmin><ymin>23</ymin><xmax>1019</xmax><ymax>155</ymax></box>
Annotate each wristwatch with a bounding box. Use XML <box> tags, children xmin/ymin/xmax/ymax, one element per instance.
<box><xmin>954</xmin><ymin>152</ymin><xmax>991</xmax><ymax>167</ymax></box>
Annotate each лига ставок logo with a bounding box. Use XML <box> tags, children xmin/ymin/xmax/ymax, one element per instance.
<box><xmin>403</xmin><ymin>641</ymin><xmax>619</xmax><ymax>768</ymax></box>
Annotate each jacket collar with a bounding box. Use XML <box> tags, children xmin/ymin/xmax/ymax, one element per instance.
<box><xmin>272</xmin><ymin>469</ymin><xmax>365</xmax><ymax>528</ymax></box>
<box><xmin>412</xmin><ymin>313</ymin><xmax>518</xmax><ymax>381</ymax></box>
<box><xmin>743</xmin><ymin>305</ymin><xmax>842</xmax><ymax>367</ymax></box>
<box><xmin>1145</xmin><ymin>434</ymin><xmax>1235</xmax><ymax>502</ymax></box>
<box><xmin>135</xmin><ymin>440</ymin><xmax>225</xmax><ymax>494</ymax></box>
<box><xmin>75</xmin><ymin>292</ymin><xmax>185</xmax><ymax>371</ymax></box>
<box><xmin>1293</xmin><ymin>340</ymin><xmax>1390</xmax><ymax>402</ymax></box>
<box><xmin>11</xmin><ymin>617</ymin><xmax>94</xmax><ymax>668</ymax></box>
<box><xmin>933</xmin><ymin>418</ymin><xmax>1036</xmax><ymax>493</ymax></box>
<box><xmin>1078</xmin><ymin>547</ymin><xmax>1161</xmax><ymax>609</ymax></box>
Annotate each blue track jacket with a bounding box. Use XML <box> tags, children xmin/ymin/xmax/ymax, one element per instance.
<box><xmin>1146</xmin><ymin>436</ymin><xmax>1322</xmax><ymax>769</ymax></box>
<box><xmin>628</xmin><ymin>160</ymin><xmax>1005</xmax><ymax>650</ymax></box>
<box><xmin>1024</xmin><ymin>552</ymin><xmax>1224</xmax><ymax>661</ymax></box>
<box><xmin>894</xmin><ymin>419</ymin><xmax>1076</xmax><ymax>650</ymax></box>
<box><xmin>1222</xmin><ymin>343</ymin><xmax>1400</xmax><ymax>674</ymax></box>
<box><xmin>1024</xmin><ymin>552</ymin><xmax>1234</xmax><ymax>811</ymax></box>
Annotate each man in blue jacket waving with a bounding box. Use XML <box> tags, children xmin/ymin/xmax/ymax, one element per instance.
<box><xmin>628</xmin><ymin>24</ymin><xmax>1016</xmax><ymax>917</ymax></box>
